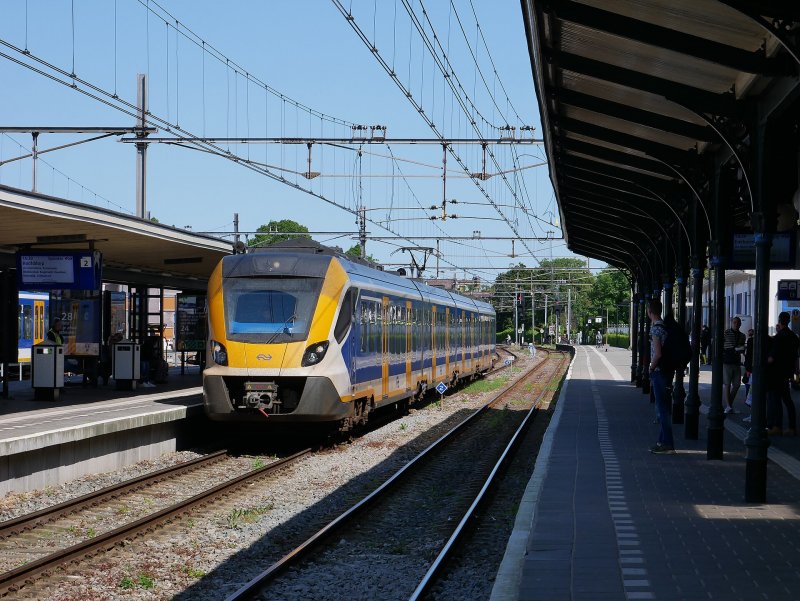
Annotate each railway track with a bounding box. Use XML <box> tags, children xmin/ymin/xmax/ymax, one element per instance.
<box><xmin>0</xmin><ymin>449</ymin><xmax>312</xmax><ymax>597</ymax></box>
<box><xmin>226</xmin><ymin>349</ymin><xmax>568</xmax><ymax>601</ymax></box>
<box><xmin>0</xmin><ymin>343</ymin><xmax>532</xmax><ymax>598</ymax></box>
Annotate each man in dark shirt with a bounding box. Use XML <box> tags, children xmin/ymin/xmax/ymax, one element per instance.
<box><xmin>722</xmin><ymin>317</ymin><xmax>746</xmax><ymax>414</ymax></box>
<box><xmin>767</xmin><ymin>312</ymin><xmax>800</xmax><ymax>436</ymax></box>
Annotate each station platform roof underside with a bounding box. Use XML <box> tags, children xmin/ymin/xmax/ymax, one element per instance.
<box><xmin>522</xmin><ymin>0</ymin><xmax>800</xmax><ymax>280</ymax></box>
<box><xmin>0</xmin><ymin>185</ymin><xmax>231</xmax><ymax>290</ymax></box>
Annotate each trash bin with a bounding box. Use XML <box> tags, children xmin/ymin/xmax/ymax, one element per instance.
<box><xmin>32</xmin><ymin>341</ymin><xmax>64</xmax><ymax>401</ymax></box>
<box><xmin>113</xmin><ymin>340</ymin><xmax>141</xmax><ymax>390</ymax></box>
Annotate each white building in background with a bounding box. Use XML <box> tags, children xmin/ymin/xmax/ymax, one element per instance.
<box><xmin>688</xmin><ymin>269</ymin><xmax>800</xmax><ymax>335</ymax></box>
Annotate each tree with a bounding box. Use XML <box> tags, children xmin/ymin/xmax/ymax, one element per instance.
<box><xmin>345</xmin><ymin>244</ymin><xmax>376</xmax><ymax>263</ymax></box>
<box><xmin>586</xmin><ymin>267</ymin><xmax>631</xmax><ymax>331</ymax></box>
<box><xmin>249</xmin><ymin>219</ymin><xmax>310</xmax><ymax>247</ymax></box>
<box><xmin>491</xmin><ymin>258</ymin><xmax>594</xmax><ymax>340</ymax></box>
<box><xmin>588</xmin><ymin>268</ymin><xmax>629</xmax><ymax>310</ymax></box>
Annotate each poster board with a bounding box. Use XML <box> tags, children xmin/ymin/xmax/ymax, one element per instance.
<box><xmin>175</xmin><ymin>293</ymin><xmax>207</xmax><ymax>351</ymax></box>
<box><xmin>50</xmin><ymin>290</ymin><xmax>101</xmax><ymax>355</ymax></box>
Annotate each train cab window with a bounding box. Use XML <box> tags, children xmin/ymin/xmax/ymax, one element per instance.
<box><xmin>223</xmin><ymin>277</ymin><xmax>323</xmax><ymax>342</ymax></box>
<box><xmin>334</xmin><ymin>288</ymin><xmax>357</xmax><ymax>344</ymax></box>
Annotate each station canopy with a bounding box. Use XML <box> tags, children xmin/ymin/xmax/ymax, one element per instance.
<box><xmin>522</xmin><ymin>0</ymin><xmax>798</xmax><ymax>273</ymax></box>
<box><xmin>0</xmin><ymin>185</ymin><xmax>231</xmax><ymax>288</ymax></box>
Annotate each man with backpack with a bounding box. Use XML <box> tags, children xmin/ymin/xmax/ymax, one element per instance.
<box><xmin>647</xmin><ymin>298</ymin><xmax>676</xmax><ymax>454</ymax></box>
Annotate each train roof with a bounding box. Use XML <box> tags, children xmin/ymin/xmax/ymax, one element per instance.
<box><xmin>224</xmin><ymin>240</ymin><xmax>494</xmax><ymax>316</ymax></box>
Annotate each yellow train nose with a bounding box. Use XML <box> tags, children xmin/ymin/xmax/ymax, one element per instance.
<box><xmin>243</xmin><ymin>344</ymin><xmax>286</xmax><ymax>370</ymax></box>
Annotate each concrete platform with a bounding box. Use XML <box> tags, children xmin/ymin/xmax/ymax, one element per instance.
<box><xmin>492</xmin><ymin>345</ymin><xmax>800</xmax><ymax>601</ymax></box>
<box><xmin>0</xmin><ymin>368</ymin><xmax>204</xmax><ymax>495</ymax></box>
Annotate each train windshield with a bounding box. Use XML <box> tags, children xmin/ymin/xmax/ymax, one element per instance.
<box><xmin>223</xmin><ymin>277</ymin><xmax>323</xmax><ymax>342</ymax></box>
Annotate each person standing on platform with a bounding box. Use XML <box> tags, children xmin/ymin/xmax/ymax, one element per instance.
<box><xmin>722</xmin><ymin>317</ymin><xmax>746</xmax><ymax>414</ymax></box>
<box><xmin>46</xmin><ymin>318</ymin><xmax>63</xmax><ymax>345</ymax></box>
<box><xmin>767</xmin><ymin>312</ymin><xmax>799</xmax><ymax>436</ymax></box>
<box><xmin>648</xmin><ymin>298</ymin><xmax>675</xmax><ymax>454</ymax></box>
<box><xmin>139</xmin><ymin>332</ymin><xmax>157</xmax><ymax>389</ymax></box>
<box><xmin>700</xmin><ymin>325</ymin><xmax>711</xmax><ymax>365</ymax></box>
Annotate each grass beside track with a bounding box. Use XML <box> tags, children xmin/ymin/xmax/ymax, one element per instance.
<box><xmin>462</xmin><ymin>374</ymin><xmax>510</xmax><ymax>394</ymax></box>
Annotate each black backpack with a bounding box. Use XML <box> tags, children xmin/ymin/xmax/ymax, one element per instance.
<box><xmin>661</xmin><ymin>315</ymin><xmax>692</xmax><ymax>372</ymax></box>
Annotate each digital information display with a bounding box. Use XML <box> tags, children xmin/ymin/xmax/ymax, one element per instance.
<box><xmin>175</xmin><ymin>293</ymin><xmax>207</xmax><ymax>351</ymax></box>
<box><xmin>730</xmin><ymin>232</ymin><xmax>795</xmax><ymax>269</ymax></box>
<box><xmin>17</xmin><ymin>251</ymin><xmax>102</xmax><ymax>290</ymax></box>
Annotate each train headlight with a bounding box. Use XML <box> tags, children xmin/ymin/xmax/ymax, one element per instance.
<box><xmin>211</xmin><ymin>340</ymin><xmax>228</xmax><ymax>366</ymax></box>
<box><xmin>302</xmin><ymin>341</ymin><xmax>329</xmax><ymax>366</ymax></box>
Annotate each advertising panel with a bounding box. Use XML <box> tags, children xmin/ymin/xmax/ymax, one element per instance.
<box><xmin>16</xmin><ymin>251</ymin><xmax>102</xmax><ymax>290</ymax></box>
<box><xmin>176</xmin><ymin>293</ymin><xmax>207</xmax><ymax>351</ymax></box>
<box><xmin>50</xmin><ymin>290</ymin><xmax>101</xmax><ymax>355</ymax></box>
<box><xmin>109</xmin><ymin>291</ymin><xmax>127</xmax><ymax>338</ymax></box>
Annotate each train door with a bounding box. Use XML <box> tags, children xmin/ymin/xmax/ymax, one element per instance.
<box><xmin>431</xmin><ymin>305</ymin><xmax>436</xmax><ymax>382</ymax></box>
<box><xmin>444</xmin><ymin>307</ymin><xmax>450</xmax><ymax>379</ymax></box>
<box><xmin>405</xmin><ymin>300</ymin><xmax>412</xmax><ymax>391</ymax></box>
<box><xmin>349</xmin><ymin>294</ymin><xmax>359</xmax><ymax>392</ymax></box>
<box><xmin>469</xmin><ymin>313</ymin><xmax>475</xmax><ymax>373</ymax></box>
<box><xmin>461</xmin><ymin>310</ymin><xmax>466</xmax><ymax>374</ymax></box>
<box><xmin>478</xmin><ymin>316</ymin><xmax>484</xmax><ymax>369</ymax></box>
<box><xmin>33</xmin><ymin>300</ymin><xmax>45</xmax><ymax>344</ymax></box>
<box><xmin>382</xmin><ymin>297</ymin><xmax>389</xmax><ymax>399</ymax></box>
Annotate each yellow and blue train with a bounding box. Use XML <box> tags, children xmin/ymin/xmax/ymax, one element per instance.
<box><xmin>203</xmin><ymin>240</ymin><xmax>496</xmax><ymax>428</ymax></box>
<box><xmin>18</xmin><ymin>291</ymin><xmax>49</xmax><ymax>363</ymax></box>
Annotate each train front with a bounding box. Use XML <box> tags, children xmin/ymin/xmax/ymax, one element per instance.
<box><xmin>203</xmin><ymin>250</ymin><xmax>352</xmax><ymax>422</ymax></box>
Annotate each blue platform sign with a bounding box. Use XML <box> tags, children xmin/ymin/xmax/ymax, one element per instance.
<box><xmin>17</xmin><ymin>251</ymin><xmax>102</xmax><ymax>290</ymax></box>
<box><xmin>436</xmin><ymin>382</ymin><xmax>448</xmax><ymax>395</ymax></box>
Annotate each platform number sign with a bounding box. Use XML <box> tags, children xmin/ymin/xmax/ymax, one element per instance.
<box><xmin>436</xmin><ymin>382</ymin><xmax>448</xmax><ymax>395</ymax></box>
<box><xmin>79</xmin><ymin>256</ymin><xmax>92</xmax><ymax>268</ymax></box>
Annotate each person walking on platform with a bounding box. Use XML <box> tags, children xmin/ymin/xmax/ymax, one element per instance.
<box><xmin>46</xmin><ymin>318</ymin><xmax>63</xmax><ymax>345</ymax></box>
<box><xmin>722</xmin><ymin>317</ymin><xmax>746</xmax><ymax>414</ymax></box>
<box><xmin>700</xmin><ymin>325</ymin><xmax>711</xmax><ymax>365</ymax></box>
<box><xmin>742</xmin><ymin>328</ymin><xmax>755</xmax><ymax>423</ymax></box>
<box><xmin>647</xmin><ymin>298</ymin><xmax>675</xmax><ymax>454</ymax></box>
<box><xmin>767</xmin><ymin>312</ymin><xmax>799</xmax><ymax>436</ymax></box>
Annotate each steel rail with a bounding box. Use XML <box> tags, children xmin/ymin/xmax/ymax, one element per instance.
<box><xmin>226</xmin><ymin>350</ymin><xmax>560</xmax><ymax>601</ymax></box>
<box><xmin>0</xmin><ymin>449</ymin><xmax>312</xmax><ymax>596</ymax></box>
<box><xmin>410</xmin><ymin>351</ymin><xmax>571</xmax><ymax>600</ymax></box>
<box><xmin>0</xmin><ymin>450</ymin><xmax>229</xmax><ymax>539</ymax></box>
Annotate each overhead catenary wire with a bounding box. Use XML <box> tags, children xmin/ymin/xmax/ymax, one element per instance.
<box><xmin>1</xmin><ymin>1</ymin><xmax>564</xmax><ymax>281</ymax></box>
<box><xmin>331</xmin><ymin>0</ymin><xmax>542</xmax><ymax>262</ymax></box>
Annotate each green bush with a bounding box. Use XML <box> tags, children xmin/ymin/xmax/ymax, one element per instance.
<box><xmin>497</xmin><ymin>328</ymin><xmax>515</xmax><ymax>343</ymax></box>
<box><xmin>606</xmin><ymin>332</ymin><xmax>629</xmax><ymax>348</ymax></box>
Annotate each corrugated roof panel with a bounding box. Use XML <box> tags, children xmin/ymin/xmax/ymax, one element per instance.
<box><xmin>562</xmin><ymin>105</ymin><xmax>699</xmax><ymax>150</ymax></box>
<box><xmin>560</xmin><ymin>71</ymin><xmax>707</xmax><ymax>125</ymax></box>
<box><xmin>563</xmin><ymin>131</ymin><xmax>655</xmax><ymax>159</ymax></box>
<box><xmin>560</xmin><ymin>21</ymin><xmax>741</xmax><ymax>93</ymax></box>
<box><xmin>565</xmin><ymin>150</ymin><xmax>674</xmax><ymax>181</ymax></box>
<box><xmin>575</xmin><ymin>0</ymin><xmax>768</xmax><ymax>51</ymax></box>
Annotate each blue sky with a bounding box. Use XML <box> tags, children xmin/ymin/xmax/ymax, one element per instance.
<box><xmin>0</xmin><ymin>1</ymin><xmax>574</xmax><ymax>280</ymax></box>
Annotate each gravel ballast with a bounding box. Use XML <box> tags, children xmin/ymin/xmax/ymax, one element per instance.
<box><xmin>1</xmin><ymin>350</ymin><xmax>545</xmax><ymax>600</ymax></box>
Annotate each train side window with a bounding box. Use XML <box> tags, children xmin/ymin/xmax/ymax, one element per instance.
<box><xmin>334</xmin><ymin>288</ymin><xmax>356</xmax><ymax>344</ymax></box>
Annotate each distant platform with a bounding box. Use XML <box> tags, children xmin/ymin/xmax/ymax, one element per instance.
<box><xmin>0</xmin><ymin>367</ymin><xmax>204</xmax><ymax>495</ymax></box>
